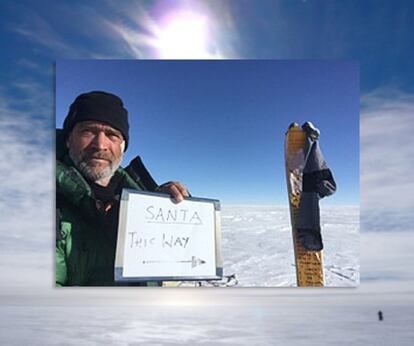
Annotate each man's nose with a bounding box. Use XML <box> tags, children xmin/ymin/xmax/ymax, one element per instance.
<box><xmin>90</xmin><ymin>131</ymin><xmax>109</xmax><ymax>150</ymax></box>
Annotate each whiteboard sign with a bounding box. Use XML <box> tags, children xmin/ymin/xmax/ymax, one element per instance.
<box><xmin>115</xmin><ymin>189</ymin><xmax>222</xmax><ymax>282</ymax></box>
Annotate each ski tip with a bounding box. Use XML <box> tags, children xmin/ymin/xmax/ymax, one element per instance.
<box><xmin>288</xmin><ymin>122</ymin><xmax>300</xmax><ymax>130</ymax></box>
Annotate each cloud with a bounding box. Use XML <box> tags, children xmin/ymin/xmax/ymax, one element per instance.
<box><xmin>12</xmin><ymin>11</ymin><xmax>75</xmax><ymax>56</ymax></box>
<box><xmin>10</xmin><ymin>1</ymin><xmax>239</xmax><ymax>59</ymax></box>
<box><xmin>9</xmin><ymin>4</ymin><xmax>123</xmax><ymax>58</ymax></box>
<box><xmin>360</xmin><ymin>88</ymin><xmax>414</xmax><ymax>230</ymax></box>
<box><xmin>16</xmin><ymin>58</ymin><xmax>42</xmax><ymax>72</ymax></box>
<box><xmin>0</xmin><ymin>82</ymin><xmax>53</xmax><ymax>287</ymax></box>
<box><xmin>101</xmin><ymin>10</ymin><xmax>155</xmax><ymax>58</ymax></box>
<box><xmin>361</xmin><ymin>231</ymin><xmax>414</xmax><ymax>285</ymax></box>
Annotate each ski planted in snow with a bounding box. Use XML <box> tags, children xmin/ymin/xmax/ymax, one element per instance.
<box><xmin>285</xmin><ymin>122</ymin><xmax>325</xmax><ymax>286</ymax></box>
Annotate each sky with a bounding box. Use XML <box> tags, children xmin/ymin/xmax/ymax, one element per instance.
<box><xmin>1</xmin><ymin>0</ymin><xmax>414</xmax><ymax>343</ymax></box>
<box><xmin>56</xmin><ymin>59</ymin><xmax>359</xmax><ymax>205</ymax></box>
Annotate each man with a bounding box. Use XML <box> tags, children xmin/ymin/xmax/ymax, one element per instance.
<box><xmin>56</xmin><ymin>91</ymin><xmax>189</xmax><ymax>286</ymax></box>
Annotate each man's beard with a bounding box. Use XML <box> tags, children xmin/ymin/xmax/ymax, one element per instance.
<box><xmin>69</xmin><ymin>148</ymin><xmax>123</xmax><ymax>185</ymax></box>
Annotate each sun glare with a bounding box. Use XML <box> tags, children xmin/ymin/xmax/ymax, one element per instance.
<box><xmin>154</xmin><ymin>11</ymin><xmax>211</xmax><ymax>58</ymax></box>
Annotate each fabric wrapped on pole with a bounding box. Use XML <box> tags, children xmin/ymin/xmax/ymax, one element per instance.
<box><xmin>296</xmin><ymin>122</ymin><xmax>336</xmax><ymax>251</ymax></box>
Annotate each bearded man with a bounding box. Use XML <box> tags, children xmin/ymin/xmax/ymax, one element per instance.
<box><xmin>56</xmin><ymin>91</ymin><xmax>189</xmax><ymax>286</ymax></box>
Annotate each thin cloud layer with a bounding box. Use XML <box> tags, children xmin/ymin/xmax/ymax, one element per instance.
<box><xmin>12</xmin><ymin>12</ymin><xmax>74</xmax><ymax>56</ymax></box>
<box><xmin>10</xmin><ymin>1</ymin><xmax>239</xmax><ymax>59</ymax></box>
<box><xmin>361</xmin><ymin>88</ymin><xmax>414</xmax><ymax>230</ymax></box>
<box><xmin>0</xmin><ymin>84</ymin><xmax>53</xmax><ymax>287</ymax></box>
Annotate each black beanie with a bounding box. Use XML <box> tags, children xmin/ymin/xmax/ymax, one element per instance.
<box><xmin>63</xmin><ymin>91</ymin><xmax>129</xmax><ymax>151</ymax></box>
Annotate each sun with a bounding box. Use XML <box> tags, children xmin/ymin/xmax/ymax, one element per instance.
<box><xmin>153</xmin><ymin>11</ymin><xmax>211</xmax><ymax>59</ymax></box>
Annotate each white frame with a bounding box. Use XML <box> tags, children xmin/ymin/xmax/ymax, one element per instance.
<box><xmin>114</xmin><ymin>189</ymin><xmax>222</xmax><ymax>283</ymax></box>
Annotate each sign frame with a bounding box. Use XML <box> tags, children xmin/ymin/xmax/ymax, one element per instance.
<box><xmin>114</xmin><ymin>189</ymin><xmax>223</xmax><ymax>283</ymax></box>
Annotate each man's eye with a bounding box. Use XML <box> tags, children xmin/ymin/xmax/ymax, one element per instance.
<box><xmin>107</xmin><ymin>132</ymin><xmax>122</xmax><ymax>141</ymax></box>
<box><xmin>81</xmin><ymin>129</ymin><xmax>94</xmax><ymax>135</ymax></box>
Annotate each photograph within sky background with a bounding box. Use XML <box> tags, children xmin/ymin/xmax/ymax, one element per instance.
<box><xmin>1</xmin><ymin>0</ymin><xmax>414</xmax><ymax>343</ymax></box>
<box><xmin>0</xmin><ymin>0</ymin><xmax>412</xmax><ymax>278</ymax></box>
<box><xmin>56</xmin><ymin>60</ymin><xmax>359</xmax><ymax>205</ymax></box>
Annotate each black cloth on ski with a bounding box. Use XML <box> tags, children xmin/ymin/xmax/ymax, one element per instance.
<box><xmin>296</xmin><ymin>122</ymin><xmax>337</xmax><ymax>251</ymax></box>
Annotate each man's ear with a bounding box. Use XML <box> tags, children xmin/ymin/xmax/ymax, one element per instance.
<box><xmin>66</xmin><ymin>133</ymin><xmax>70</xmax><ymax>149</ymax></box>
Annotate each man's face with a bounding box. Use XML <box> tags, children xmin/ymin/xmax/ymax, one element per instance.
<box><xmin>67</xmin><ymin>121</ymin><xmax>125</xmax><ymax>186</ymax></box>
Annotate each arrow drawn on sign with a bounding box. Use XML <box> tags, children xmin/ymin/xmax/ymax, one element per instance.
<box><xmin>142</xmin><ymin>256</ymin><xmax>206</xmax><ymax>268</ymax></box>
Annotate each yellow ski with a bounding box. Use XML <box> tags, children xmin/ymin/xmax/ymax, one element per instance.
<box><xmin>285</xmin><ymin>123</ymin><xmax>324</xmax><ymax>287</ymax></box>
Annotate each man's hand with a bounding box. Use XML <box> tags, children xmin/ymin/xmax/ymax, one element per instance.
<box><xmin>156</xmin><ymin>181</ymin><xmax>190</xmax><ymax>203</ymax></box>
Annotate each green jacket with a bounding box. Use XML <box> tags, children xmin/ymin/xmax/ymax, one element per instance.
<box><xmin>56</xmin><ymin>131</ymin><xmax>159</xmax><ymax>286</ymax></box>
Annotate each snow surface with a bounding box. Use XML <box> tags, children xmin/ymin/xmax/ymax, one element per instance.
<box><xmin>220</xmin><ymin>205</ymin><xmax>359</xmax><ymax>287</ymax></box>
<box><xmin>0</xmin><ymin>293</ymin><xmax>412</xmax><ymax>346</ymax></box>
<box><xmin>6</xmin><ymin>206</ymin><xmax>414</xmax><ymax>345</ymax></box>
